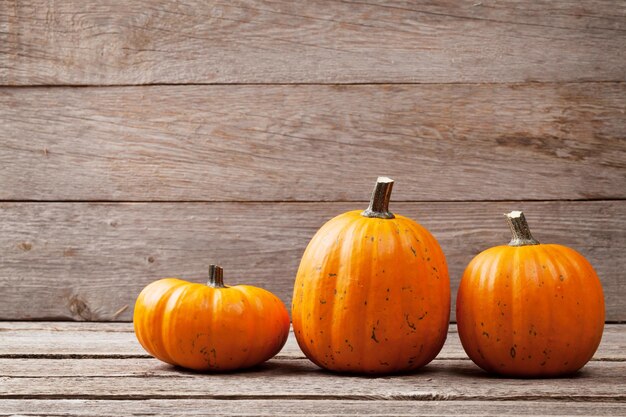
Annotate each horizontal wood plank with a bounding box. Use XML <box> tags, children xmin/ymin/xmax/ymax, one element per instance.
<box><xmin>10</xmin><ymin>356</ymin><xmax>625</xmax><ymax>379</ymax></box>
<box><xmin>1</xmin><ymin>83</ymin><xmax>625</xmax><ymax>201</ymax></box>
<box><xmin>1</xmin><ymin>1</ymin><xmax>625</xmax><ymax>85</ymax></box>
<box><xmin>1</xmin><ymin>323</ymin><xmax>625</xmax><ymax>361</ymax></box>
<box><xmin>2</xmin><ymin>399</ymin><xmax>625</xmax><ymax>417</ymax></box>
<box><xmin>2</xmin><ymin>359</ymin><xmax>625</xmax><ymax>401</ymax></box>
<box><xmin>0</xmin><ymin>201</ymin><xmax>624</xmax><ymax>321</ymax></box>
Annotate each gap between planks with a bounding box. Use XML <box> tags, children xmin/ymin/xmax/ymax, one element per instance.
<box><xmin>2</xmin><ymin>199</ymin><xmax>626</xmax><ymax>203</ymax></box>
<box><xmin>1</xmin><ymin>395</ymin><xmax>625</xmax><ymax>403</ymax></box>
<box><xmin>4</xmin><ymin>81</ymin><xmax>626</xmax><ymax>88</ymax></box>
<box><xmin>1</xmin><ymin>354</ymin><xmax>624</xmax><ymax>362</ymax></box>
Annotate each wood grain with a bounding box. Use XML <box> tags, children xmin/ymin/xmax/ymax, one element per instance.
<box><xmin>2</xmin><ymin>359</ymin><xmax>625</xmax><ymax>400</ymax></box>
<box><xmin>0</xmin><ymin>322</ymin><xmax>626</xmax><ymax>416</ymax></box>
<box><xmin>1</xmin><ymin>0</ymin><xmax>625</xmax><ymax>85</ymax></box>
<box><xmin>2</xmin><ymin>399</ymin><xmax>625</xmax><ymax>417</ymax></box>
<box><xmin>0</xmin><ymin>201</ymin><xmax>624</xmax><ymax>321</ymax></box>
<box><xmin>2</xmin><ymin>323</ymin><xmax>624</xmax><ymax>414</ymax></box>
<box><xmin>1</xmin><ymin>83</ymin><xmax>625</xmax><ymax>201</ymax></box>
<box><xmin>1</xmin><ymin>323</ymin><xmax>624</xmax><ymax>360</ymax></box>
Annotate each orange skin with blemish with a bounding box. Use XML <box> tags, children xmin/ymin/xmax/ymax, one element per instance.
<box><xmin>134</xmin><ymin>279</ymin><xmax>290</xmax><ymax>371</ymax></box>
<box><xmin>456</xmin><ymin>244</ymin><xmax>605</xmax><ymax>377</ymax></box>
<box><xmin>292</xmin><ymin>210</ymin><xmax>451</xmax><ymax>374</ymax></box>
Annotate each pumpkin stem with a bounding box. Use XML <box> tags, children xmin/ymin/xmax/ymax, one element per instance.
<box><xmin>362</xmin><ymin>177</ymin><xmax>395</xmax><ymax>219</ymax></box>
<box><xmin>207</xmin><ymin>264</ymin><xmax>226</xmax><ymax>288</ymax></box>
<box><xmin>505</xmin><ymin>211</ymin><xmax>540</xmax><ymax>246</ymax></box>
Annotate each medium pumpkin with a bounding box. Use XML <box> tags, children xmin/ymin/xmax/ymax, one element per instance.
<box><xmin>134</xmin><ymin>265</ymin><xmax>290</xmax><ymax>371</ymax></box>
<box><xmin>292</xmin><ymin>177</ymin><xmax>450</xmax><ymax>374</ymax></box>
<box><xmin>456</xmin><ymin>211</ymin><xmax>605</xmax><ymax>377</ymax></box>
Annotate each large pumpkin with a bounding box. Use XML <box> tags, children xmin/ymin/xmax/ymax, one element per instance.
<box><xmin>292</xmin><ymin>177</ymin><xmax>450</xmax><ymax>374</ymax></box>
<box><xmin>134</xmin><ymin>265</ymin><xmax>290</xmax><ymax>371</ymax></box>
<box><xmin>456</xmin><ymin>211</ymin><xmax>605</xmax><ymax>377</ymax></box>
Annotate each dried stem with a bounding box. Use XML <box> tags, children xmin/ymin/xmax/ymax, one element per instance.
<box><xmin>505</xmin><ymin>211</ymin><xmax>540</xmax><ymax>246</ymax></box>
<box><xmin>362</xmin><ymin>177</ymin><xmax>395</xmax><ymax>219</ymax></box>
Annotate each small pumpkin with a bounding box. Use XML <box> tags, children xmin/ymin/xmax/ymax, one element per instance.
<box><xmin>292</xmin><ymin>177</ymin><xmax>450</xmax><ymax>374</ymax></box>
<box><xmin>456</xmin><ymin>211</ymin><xmax>605</xmax><ymax>377</ymax></box>
<box><xmin>134</xmin><ymin>265</ymin><xmax>290</xmax><ymax>371</ymax></box>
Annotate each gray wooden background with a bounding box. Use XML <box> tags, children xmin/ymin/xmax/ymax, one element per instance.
<box><xmin>1</xmin><ymin>0</ymin><xmax>624</xmax><ymax>322</ymax></box>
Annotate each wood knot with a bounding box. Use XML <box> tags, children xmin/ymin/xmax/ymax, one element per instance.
<box><xmin>68</xmin><ymin>295</ymin><xmax>94</xmax><ymax>321</ymax></box>
<box><xmin>147</xmin><ymin>256</ymin><xmax>155</xmax><ymax>263</ymax></box>
<box><xmin>18</xmin><ymin>242</ymin><xmax>32</xmax><ymax>251</ymax></box>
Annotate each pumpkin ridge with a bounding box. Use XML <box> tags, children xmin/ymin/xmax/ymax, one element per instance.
<box><xmin>152</xmin><ymin>280</ymin><xmax>188</xmax><ymax>365</ymax></box>
<box><xmin>134</xmin><ymin>279</ymin><xmax>184</xmax><ymax>365</ymax></box>
<box><xmin>321</xmin><ymin>210</ymin><xmax>360</xmax><ymax>363</ymax></box>
<box><xmin>343</xmin><ymin>216</ymin><xmax>377</xmax><ymax>371</ymax></box>
<box><xmin>160</xmin><ymin>283</ymin><xmax>193</xmax><ymax>366</ymax></box>
<box><xmin>367</xmin><ymin>218</ymin><xmax>405</xmax><ymax>370</ymax></box>
<box><xmin>539</xmin><ymin>245</ymin><xmax>563</xmax><ymax>334</ymax></box>
<box><xmin>234</xmin><ymin>285</ymin><xmax>290</xmax><ymax>367</ymax></box>
<box><xmin>519</xmin><ymin>246</ymin><xmax>544</xmax><ymax>374</ymax></box>
<box><xmin>509</xmin><ymin>246</ymin><xmax>524</xmax><ymax>374</ymax></box>
<box><xmin>482</xmin><ymin>247</ymin><xmax>502</xmax><ymax>369</ymax></box>
<box><xmin>229</xmin><ymin>285</ymin><xmax>259</xmax><ymax>368</ymax></box>
<box><xmin>480</xmin><ymin>248</ymin><xmax>507</xmax><ymax>372</ymax></box>
<box><xmin>394</xmin><ymin>219</ymin><xmax>419</xmax><ymax>369</ymax></box>
<box><xmin>399</xmin><ymin>220</ymin><xmax>435</xmax><ymax>368</ymax></box>
<box><xmin>498</xmin><ymin>248</ymin><xmax>517</xmax><ymax>372</ymax></box>
<box><xmin>551</xmin><ymin>245</ymin><xmax>604</xmax><ymax>368</ymax></box>
<box><xmin>536</xmin><ymin>245</ymin><xmax>576</xmax><ymax>374</ymax></box>
<box><xmin>336</xmin><ymin>213</ymin><xmax>388</xmax><ymax>371</ymax></box>
<box><xmin>543</xmin><ymin>244</ymin><xmax>577</xmax><ymax>373</ymax></box>
<box><xmin>295</xmin><ymin>212</ymin><xmax>357</xmax><ymax>368</ymax></box>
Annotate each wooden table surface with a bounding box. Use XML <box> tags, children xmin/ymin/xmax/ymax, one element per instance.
<box><xmin>2</xmin><ymin>322</ymin><xmax>625</xmax><ymax>416</ymax></box>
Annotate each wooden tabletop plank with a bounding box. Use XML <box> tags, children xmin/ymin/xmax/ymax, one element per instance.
<box><xmin>2</xmin><ymin>83</ymin><xmax>625</xmax><ymax>201</ymax></box>
<box><xmin>2</xmin><ymin>359</ymin><xmax>624</xmax><ymax>401</ymax></box>
<box><xmin>2</xmin><ymin>356</ymin><xmax>623</xmax><ymax>377</ymax></box>
<box><xmin>1</xmin><ymin>399</ymin><xmax>625</xmax><ymax>417</ymax></box>
<box><xmin>1</xmin><ymin>323</ymin><xmax>624</xmax><ymax>361</ymax></box>
<box><xmin>2</xmin><ymin>1</ymin><xmax>625</xmax><ymax>85</ymax></box>
<box><xmin>1</xmin><ymin>201</ymin><xmax>624</xmax><ymax>321</ymax></box>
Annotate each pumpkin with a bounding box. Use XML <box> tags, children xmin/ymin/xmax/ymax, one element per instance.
<box><xmin>292</xmin><ymin>177</ymin><xmax>450</xmax><ymax>374</ymax></box>
<box><xmin>456</xmin><ymin>211</ymin><xmax>605</xmax><ymax>377</ymax></box>
<box><xmin>134</xmin><ymin>265</ymin><xmax>290</xmax><ymax>371</ymax></box>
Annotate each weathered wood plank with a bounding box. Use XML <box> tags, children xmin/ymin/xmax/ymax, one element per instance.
<box><xmin>1</xmin><ymin>201</ymin><xmax>624</xmax><ymax>321</ymax></box>
<box><xmin>1</xmin><ymin>83</ymin><xmax>625</xmax><ymax>201</ymax></box>
<box><xmin>2</xmin><ymin>399</ymin><xmax>625</xmax><ymax>416</ymax></box>
<box><xmin>0</xmin><ymin>322</ymin><xmax>134</xmax><ymax>332</ymax></box>
<box><xmin>2</xmin><ymin>323</ymin><xmax>624</xmax><ymax>361</ymax></box>
<box><xmin>1</xmin><ymin>0</ymin><xmax>625</xmax><ymax>85</ymax></box>
<box><xmin>2</xmin><ymin>359</ymin><xmax>625</xmax><ymax>400</ymax></box>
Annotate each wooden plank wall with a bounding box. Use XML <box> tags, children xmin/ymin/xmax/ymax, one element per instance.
<box><xmin>1</xmin><ymin>0</ymin><xmax>625</xmax><ymax>321</ymax></box>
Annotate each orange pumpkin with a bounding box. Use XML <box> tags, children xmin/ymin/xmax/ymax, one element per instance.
<box><xmin>134</xmin><ymin>265</ymin><xmax>290</xmax><ymax>371</ymax></box>
<box><xmin>456</xmin><ymin>211</ymin><xmax>605</xmax><ymax>377</ymax></box>
<box><xmin>292</xmin><ymin>177</ymin><xmax>450</xmax><ymax>374</ymax></box>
